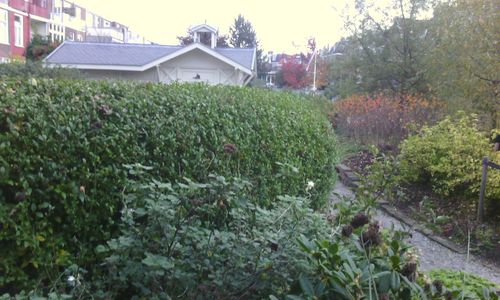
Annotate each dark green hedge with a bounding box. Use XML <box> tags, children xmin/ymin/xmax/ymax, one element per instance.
<box><xmin>0</xmin><ymin>78</ymin><xmax>338</xmax><ymax>291</ymax></box>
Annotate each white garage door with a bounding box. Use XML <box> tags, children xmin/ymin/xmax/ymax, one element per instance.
<box><xmin>179</xmin><ymin>69</ymin><xmax>219</xmax><ymax>84</ymax></box>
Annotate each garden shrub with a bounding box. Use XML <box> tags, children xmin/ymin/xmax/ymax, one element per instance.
<box><xmin>332</xmin><ymin>93</ymin><xmax>443</xmax><ymax>148</ymax></box>
<box><xmin>399</xmin><ymin>113</ymin><xmax>500</xmax><ymax>202</ymax></box>
<box><xmin>94</xmin><ymin>173</ymin><xmax>330</xmax><ymax>299</ymax></box>
<box><xmin>0</xmin><ymin>61</ymin><xmax>81</xmax><ymax>79</ymax></box>
<box><xmin>0</xmin><ymin>78</ymin><xmax>338</xmax><ymax>292</ymax></box>
<box><xmin>425</xmin><ymin>269</ymin><xmax>499</xmax><ymax>300</ymax></box>
<box><xmin>290</xmin><ymin>173</ymin><xmax>499</xmax><ymax>300</ymax></box>
<box><xmin>7</xmin><ymin>172</ymin><xmax>331</xmax><ymax>298</ymax></box>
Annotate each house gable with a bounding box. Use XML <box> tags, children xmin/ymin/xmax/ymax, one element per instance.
<box><xmin>143</xmin><ymin>43</ymin><xmax>254</xmax><ymax>75</ymax></box>
<box><xmin>156</xmin><ymin>48</ymin><xmax>252</xmax><ymax>85</ymax></box>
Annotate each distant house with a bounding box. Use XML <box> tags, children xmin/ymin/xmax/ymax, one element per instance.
<box><xmin>263</xmin><ymin>51</ymin><xmax>306</xmax><ymax>87</ymax></box>
<box><xmin>44</xmin><ymin>24</ymin><xmax>257</xmax><ymax>86</ymax></box>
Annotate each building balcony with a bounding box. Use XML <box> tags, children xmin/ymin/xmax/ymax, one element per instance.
<box><xmin>31</xmin><ymin>18</ymin><xmax>49</xmax><ymax>38</ymax></box>
<box><xmin>7</xmin><ymin>0</ymin><xmax>51</xmax><ymax>19</ymax></box>
<box><xmin>29</xmin><ymin>0</ymin><xmax>51</xmax><ymax>19</ymax></box>
<box><xmin>8</xmin><ymin>0</ymin><xmax>28</xmax><ymax>12</ymax></box>
<box><xmin>86</xmin><ymin>27</ymin><xmax>126</xmax><ymax>43</ymax></box>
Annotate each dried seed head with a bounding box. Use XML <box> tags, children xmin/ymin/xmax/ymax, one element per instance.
<box><xmin>401</xmin><ymin>262</ymin><xmax>417</xmax><ymax>281</ymax></box>
<box><xmin>98</xmin><ymin>104</ymin><xmax>112</xmax><ymax>116</ymax></box>
<box><xmin>223</xmin><ymin>143</ymin><xmax>237</xmax><ymax>153</ymax></box>
<box><xmin>15</xmin><ymin>192</ymin><xmax>26</xmax><ymax>202</ymax></box>
<box><xmin>424</xmin><ymin>283</ymin><xmax>431</xmax><ymax>292</ymax></box>
<box><xmin>269</xmin><ymin>241</ymin><xmax>278</xmax><ymax>252</ymax></box>
<box><xmin>351</xmin><ymin>212</ymin><xmax>369</xmax><ymax>229</ymax></box>
<box><xmin>218</xmin><ymin>200</ymin><xmax>225</xmax><ymax>208</ymax></box>
<box><xmin>341</xmin><ymin>225</ymin><xmax>353</xmax><ymax>237</ymax></box>
<box><xmin>361</xmin><ymin>223</ymin><xmax>381</xmax><ymax>247</ymax></box>
<box><xmin>190</xmin><ymin>199</ymin><xmax>203</xmax><ymax>207</ymax></box>
<box><xmin>444</xmin><ymin>291</ymin><xmax>453</xmax><ymax>300</ymax></box>
<box><xmin>326</xmin><ymin>212</ymin><xmax>335</xmax><ymax>223</ymax></box>
<box><xmin>3</xmin><ymin>106</ymin><xmax>16</xmax><ymax>114</ymax></box>
<box><xmin>91</xmin><ymin>121</ymin><xmax>102</xmax><ymax>129</ymax></box>
<box><xmin>433</xmin><ymin>280</ymin><xmax>443</xmax><ymax>294</ymax></box>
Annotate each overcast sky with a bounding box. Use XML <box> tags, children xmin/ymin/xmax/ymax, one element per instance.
<box><xmin>74</xmin><ymin>0</ymin><xmax>356</xmax><ymax>54</ymax></box>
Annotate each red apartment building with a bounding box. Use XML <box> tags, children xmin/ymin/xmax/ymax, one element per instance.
<box><xmin>0</xmin><ymin>0</ymin><xmax>52</xmax><ymax>61</ymax></box>
<box><xmin>0</xmin><ymin>0</ymin><xmax>149</xmax><ymax>62</ymax></box>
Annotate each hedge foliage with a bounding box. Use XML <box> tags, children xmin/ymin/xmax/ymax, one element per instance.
<box><xmin>0</xmin><ymin>61</ymin><xmax>81</xmax><ymax>79</ymax></box>
<box><xmin>399</xmin><ymin>113</ymin><xmax>500</xmax><ymax>201</ymax></box>
<box><xmin>0</xmin><ymin>78</ymin><xmax>338</xmax><ymax>291</ymax></box>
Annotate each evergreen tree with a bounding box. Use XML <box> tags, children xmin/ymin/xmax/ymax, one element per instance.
<box><xmin>229</xmin><ymin>15</ymin><xmax>263</xmax><ymax>76</ymax></box>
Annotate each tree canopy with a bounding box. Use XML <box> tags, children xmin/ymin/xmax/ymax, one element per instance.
<box><xmin>326</xmin><ymin>0</ymin><xmax>499</xmax><ymax>127</ymax></box>
<box><xmin>229</xmin><ymin>14</ymin><xmax>258</xmax><ymax>48</ymax></box>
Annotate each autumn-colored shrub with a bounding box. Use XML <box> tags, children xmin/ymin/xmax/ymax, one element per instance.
<box><xmin>333</xmin><ymin>94</ymin><xmax>443</xmax><ymax>148</ymax></box>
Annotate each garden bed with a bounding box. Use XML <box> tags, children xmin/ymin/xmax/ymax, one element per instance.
<box><xmin>342</xmin><ymin>150</ymin><xmax>500</xmax><ymax>268</ymax></box>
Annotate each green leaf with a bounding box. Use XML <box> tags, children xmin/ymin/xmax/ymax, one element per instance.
<box><xmin>142</xmin><ymin>253</ymin><xmax>174</xmax><ymax>270</ymax></box>
<box><xmin>299</xmin><ymin>274</ymin><xmax>314</xmax><ymax>296</ymax></box>
<box><xmin>390</xmin><ymin>271</ymin><xmax>401</xmax><ymax>290</ymax></box>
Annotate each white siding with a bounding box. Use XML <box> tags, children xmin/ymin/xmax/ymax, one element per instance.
<box><xmin>83</xmin><ymin>68</ymin><xmax>158</xmax><ymax>82</ymax></box>
<box><xmin>157</xmin><ymin>49</ymin><xmax>248</xmax><ymax>86</ymax></box>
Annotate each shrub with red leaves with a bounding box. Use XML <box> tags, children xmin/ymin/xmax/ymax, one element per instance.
<box><xmin>333</xmin><ymin>94</ymin><xmax>443</xmax><ymax>148</ymax></box>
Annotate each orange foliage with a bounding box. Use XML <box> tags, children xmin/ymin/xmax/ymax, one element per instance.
<box><xmin>332</xmin><ymin>94</ymin><xmax>444</xmax><ymax>147</ymax></box>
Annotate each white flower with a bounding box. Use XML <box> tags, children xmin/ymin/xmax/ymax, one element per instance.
<box><xmin>306</xmin><ymin>181</ymin><xmax>315</xmax><ymax>191</ymax></box>
<box><xmin>67</xmin><ymin>275</ymin><xmax>76</xmax><ymax>283</ymax></box>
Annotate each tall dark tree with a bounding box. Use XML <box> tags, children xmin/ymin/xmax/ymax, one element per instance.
<box><xmin>229</xmin><ymin>14</ymin><xmax>257</xmax><ymax>48</ymax></box>
<box><xmin>229</xmin><ymin>14</ymin><xmax>263</xmax><ymax>76</ymax></box>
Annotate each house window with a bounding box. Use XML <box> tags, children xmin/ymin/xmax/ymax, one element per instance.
<box><xmin>14</xmin><ymin>15</ymin><xmax>23</xmax><ymax>47</ymax></box>
<box><xmin>0</xmin><ymin>9</ymin><xmax>8</xmax><ymax>45</ymax></box>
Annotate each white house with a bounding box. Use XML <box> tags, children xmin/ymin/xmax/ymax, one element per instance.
<box><xmin>44</xmin><ymin>24</ymin><xmax>257</xmax><ymax>86</ymax></box>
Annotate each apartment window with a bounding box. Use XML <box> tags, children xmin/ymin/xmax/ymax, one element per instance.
<box><xmin>0</xmin><ymin>9</ymin><xmax>8</xmax><ymax>45</ymax></box>
<box><xmin>14</xmin><ymin>15</ymin><xmax>23</xmax><ymax>47</ymax></box>
<box><xmin>35</xmin><ymin>0</ymin><xmax>47</xmax><ymax>8</ymax></box>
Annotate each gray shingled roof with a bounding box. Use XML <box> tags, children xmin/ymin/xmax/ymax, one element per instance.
<box><xmin>45</xmin><ymin>42</ymin><xmax>255</xmax><ymax>71</ymax></box>
<box><xmin>215</xmin><ymin>47</ymin><xmax>255</xmax><ymax>71</ymax></box>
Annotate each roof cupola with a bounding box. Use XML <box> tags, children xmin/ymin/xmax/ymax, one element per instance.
<box><xmin>190</xmin><ymin>24</ymin><xmax>218</xmax><ymax>48</ymax></box>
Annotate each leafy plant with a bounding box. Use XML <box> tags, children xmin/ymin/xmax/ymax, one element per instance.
<box><xmin>424</xmin><ymin>269</ymin><xmax>499</xmax><ymax>300</ymax></box>
<box><xmin>53</xmin><ymin>173</ymin><xmax>330</xmax><ymax>299</ymax></box>
<box><xmin>399</xmin><ymin>113</ymin><xmax>500</xmax><ymax>202</ymax></box>
<box><xmin>0</xmin><ymin>78</ymin><xmax>339</xmax><ymax>292</ymax></box>
<box><xmin>290</xmin><ymin>168</ymin><xmax>499</xmax><ymax>300</ymax></box>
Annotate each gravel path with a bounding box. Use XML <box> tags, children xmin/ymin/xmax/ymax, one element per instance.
<box><xmin>330</xmin><ymin>181</ymin><xmax>500</xmax><ymax>284</ymax></box>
